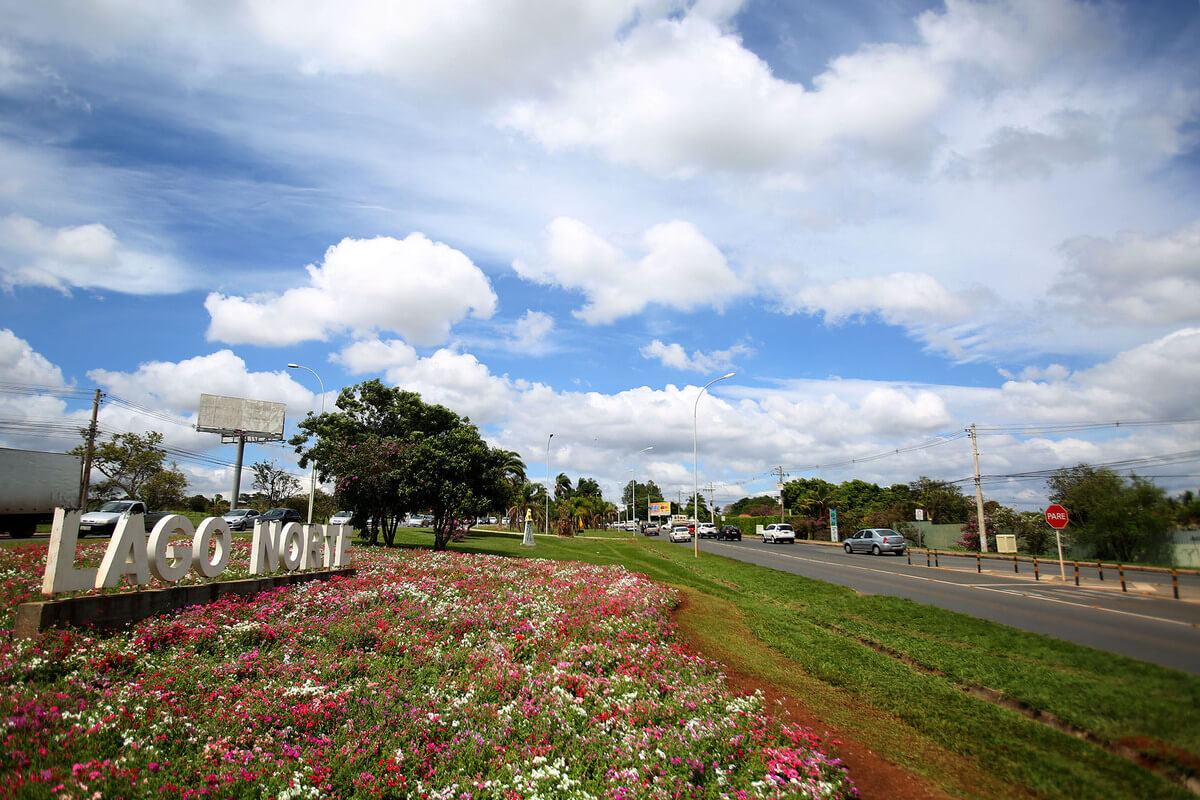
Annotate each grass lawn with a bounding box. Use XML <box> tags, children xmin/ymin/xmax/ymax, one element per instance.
<box><xmin>397</xmin><ymin>528</ymin><xmax>1200</xmax><ymax>800</ymax></box>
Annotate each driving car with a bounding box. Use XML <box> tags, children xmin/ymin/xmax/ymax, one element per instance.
<box><xmin>642</xmin><ymin>523</ymin><xmax>661</xmax><ymax>536</ymax></box>
<box><xmin>844</xmin><ymin>528</ymin><xmax>907</xmax><ymax>556</ymax></box>
<box><xmin>717</xmin><ymin>524</ymin><xmax>742</xmax><ymax>541</ymax></box>
<box><xmin>329</xmin><ymin>510</ymin><xmax>354</xmax><ymax>526</ymax></box>
<box><xmin>258</xmin><ymin>507</ymin><xmax>303</xmax><ymax>526</ymax></box>
<box><xmin>762</xmin><ymin>522</ymin><xmax>795</xmax><ymax>544</ymax></box>
<box><xmin>697</xmin><ymin>522</ymin><xmax>718</xmax><ymax>538</ymax></box>
<box><xmin>222</xmin><ymin>508</ymin><xmax>261</xmax><ymax>531</ymax></box>
<box><xmin>668</xmin><ymin>525</ymin><xmax>692</xmax><ymax>543</ymax></box>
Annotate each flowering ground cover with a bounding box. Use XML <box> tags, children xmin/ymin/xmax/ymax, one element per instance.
<box><xmin>0</xmin><ymin>541</ymin><xmax>856</xmax><ymax>799</ymax></box>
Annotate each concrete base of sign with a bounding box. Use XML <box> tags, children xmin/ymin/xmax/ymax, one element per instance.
<box><xmin>13</xmin><ymin>567</ymin><xmax>357</xmax><ymax>639</ymax></box>
<box><xmin>521</xmin><ymin>521</ymin><xmax>535</xmax><ymax>547</ymax></box>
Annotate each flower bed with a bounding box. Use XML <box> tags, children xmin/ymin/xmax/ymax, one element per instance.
<box><xmin>1</xmin><ymin>544</ymin><xmax>856</xmax><ymax>799</ymax></box>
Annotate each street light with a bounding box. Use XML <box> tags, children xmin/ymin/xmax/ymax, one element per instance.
<box><xmin>630</xmin><ymin>446</ymin><xmax>653</xmax><ymax>529</ymax></box>
<box><xmin>546</xmin><ymin>433</ymin><xmax>554</xmax><ymax>535</ymax></box>
<box><xmin>286</xmin><ymin>363</ymin><xmax>324</xmax><ymax>524</ymax></box>
<box><xmin>694</xmin><ymin>372</ymin><xmax>735</xmax><ymax>557</ymax></box>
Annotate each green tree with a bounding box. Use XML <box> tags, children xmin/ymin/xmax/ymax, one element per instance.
<box><xmin>72</xmin><ymin>430</ymin><xmax>170</xmax><ymax>502</ymax></box>
<box><xmin>910</xmin><ymin>477</ymin><xmax>973</xmax><ymax>524</ymax></box>
<box><xmin>291</xmin><ymin>379</ymin><xmax>509</xmax><ymax>551</ymax></box>
<box><xmin>1047</xmin><ymin>465</ymin><xmax>1172</xmax><ymax>562</ymax></box>
<box><xmin>140</xmin><ymin>464</ymin><xmax>188</xmax><ymax>510</ymax></box>
<box><xmin>250</xmin><ymin>459</ymin><xmax>303</xmax><ymax>508</ymax></box>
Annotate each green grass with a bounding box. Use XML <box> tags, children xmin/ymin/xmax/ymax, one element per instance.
<box><xmin>376</xmin><ymin>528</ymin><xmax>1199</xmax><ymax>800</ymax></box>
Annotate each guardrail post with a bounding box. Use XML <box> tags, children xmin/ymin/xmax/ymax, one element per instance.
<box><xmin>934</xmin><ymin>550</ymin><xmax>939</xmax><ymax>567</ymax></box>
<box><xmin>1014</xmin><ymin>555</ymin><xmax>1019</xmax><ymax>573</ymax></box>
<box><xmin>906</xmin><ymin>550</ymin><xmax>911</xmax><ymax>565</ymax></box>
<box><xmin>1073</xmin><ymin>561</ymin><xmax>1079</xmax><ymax>586</ymax></box>
<box><xmin>1172</xmin><ymin>569</ymin><xmax>1179</xmax><ymax>600</ymax></box>
<box><xmin>976</xmin><ymin>553</ymin><xmax>981</xmax><ymax>573</ymax></box>
<box><xmin>1097</xmin><ymin>560</ymin><xmax>1103</xmax><ymax>581</ymax></box>
<box><xmin>1034</xmin><ymin>557</ymin><xmax>1039</xmax><ymax>581</ymax></box>
<box><xmin>925</xmin><ymin>550</ymin><xmax>930</xmax><ymax>567</ymax></box>
<box><xmin>1118</xmin><ymin>563</ymin><xmax>1126</xmax><ymax>592</ymax></box>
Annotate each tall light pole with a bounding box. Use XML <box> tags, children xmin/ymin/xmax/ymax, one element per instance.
<box><xmin>545</xmin><ymin>433</ymin><xmax>554</xmax><ymax>535</ymax></box>
<box><xmin>287</xmin><ymin>363</ymin><xmax>324</xmax><ymax>524</ymax></box>
<box><xmin>694</xmin><ymin>372</ymin><xmax>735</xmax><ymax>557</ymax></box>
<box><xmin>630</xmin><ymin>445</ymin><xmax>653</xmax><ymax>528</ymax></box>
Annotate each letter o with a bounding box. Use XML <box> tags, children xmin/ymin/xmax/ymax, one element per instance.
<box><xmin>279</xmin><ymin>522</ymin><xmax>305</xmax><ymax>570</ymax></box>
<box><xmin>192</xmin><ymin>517</ymin><xmax>232</xmax><ymax>578</ymax></box>
<box><xmin>149</xmin><ymin>515</ymin><xmax>195</xmax><ymax>582</ymax></box>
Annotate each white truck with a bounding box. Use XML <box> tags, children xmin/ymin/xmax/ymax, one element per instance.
<box><xmin>0</xmin><ymin>447</ymin><xmax>83</xmax><ymax>538</ymax></box>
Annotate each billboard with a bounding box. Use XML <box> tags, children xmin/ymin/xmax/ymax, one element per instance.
<box><xmin>196</xmin><ymin>394</ymin><xmax>286</xmax><ymax>440</ymax></box>
<box><xmin>648</xmin><ymin>501</ymin><xmax>671</xmax><ymax>516</ymax></box>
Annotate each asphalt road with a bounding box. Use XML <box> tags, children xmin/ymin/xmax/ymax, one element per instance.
<box><xmin>675</xmin><ymin>537</ymin><xmax>1200</xmax><ymax>675</ymax></box>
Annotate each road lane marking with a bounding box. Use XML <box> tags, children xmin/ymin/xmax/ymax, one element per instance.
<box><xmin>708</xmin><ymin>542</ymin><xmax>1198</xmax><ymax>629</ymax></box>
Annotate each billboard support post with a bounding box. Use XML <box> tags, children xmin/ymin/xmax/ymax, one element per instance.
<box><xmin>195</xmin><ymin>394</ymin><xmax>286</xmax><ymax>513</ymax></box>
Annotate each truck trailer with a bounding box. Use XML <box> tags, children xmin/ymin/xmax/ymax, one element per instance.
<box><xmin>0</xmin><ymin>447</ymin><xmax>83</xmax><ymax>538</ymax></box>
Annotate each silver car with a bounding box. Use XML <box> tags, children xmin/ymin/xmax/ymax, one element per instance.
<box><xmin>844</xmin><ymin>528</ymin><xmax>907</xmax><ymax>556</ymax></box>
<box><xmin>222</xmin><ymin>508</ymin><xmax>260</xmax><ymax>531</ymax></box>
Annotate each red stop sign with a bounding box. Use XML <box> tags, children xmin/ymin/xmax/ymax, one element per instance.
<box><xmin>1045</xmin><ymin>504</ymin><xmax>1069</xmax><ymax>529</ymax></box>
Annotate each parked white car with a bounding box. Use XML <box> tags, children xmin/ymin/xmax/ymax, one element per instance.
<box><xmin>762</xmin><ymin>523</ymin><xmax>795</xmax><ymax>544</ymax></box>
<box><xmin>669</xmin><ymin>525</ymin><xmax>692</xmax><ymax>543</ymax></box>
<box><xmin>329</xmin><ymin>510</ymin><xmax>354</xmax><ymax>526</ymax></box>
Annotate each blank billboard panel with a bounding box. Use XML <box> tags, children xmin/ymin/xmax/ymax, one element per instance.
<box><xmin>196</xmin><ymin>394</ymin><xmax>286</xmax><ymax>438</ymax></box>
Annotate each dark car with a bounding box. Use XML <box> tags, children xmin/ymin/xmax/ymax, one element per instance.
<box><xmin>717</xmin><ymin>525</ymin><xmax>742</xmax><ymax>541</ymax></box>
<box><xmin>844</xmin><ymin>528</ymin><xmax>907</xmax><ymax>556</ymax></box>
<box><xmin>258</xmin><ymin>507</ymin><xmax>303</xmax><ymax>525</ymax></box>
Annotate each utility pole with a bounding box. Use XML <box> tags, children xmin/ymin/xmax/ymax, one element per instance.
<box><xmin>775</xmin><ymin>466</ymin><xmax>788</xmax><ymax>524</ymax></box>
<box><xmin>78</xmin><ymin>389</ymin><xmax>103</xmax><ymax>509</ymax></box>
<box><xmin>969</xmin><ymin>424</ymin><xmax>988</xmax><ymax>553</ymax></box>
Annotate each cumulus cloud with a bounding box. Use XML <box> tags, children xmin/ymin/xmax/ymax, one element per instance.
<box><xmin>0</xmin><ymin>214</ymin><xmax>190</xmax><ymax>295</ymax></box>
<box><xmin>513</xmin><ymin>217</ymin><xmax>748</xmax><ymax>323</ymax></box>
<box><xmin>1055</xmin><ymin>220</ymin><xmax>1200</xmax><ymax>328</ymax></box>
<box><xmin>640</xmin><ymin>339</ymin><xmax>752</xmax><ymax>373</ymax></box>
<box><xmin>509</xmin><ymin>310</ymin><xmax>555</xmax><ymax>353</ymax></box>
<box><xmin>87</xmin><ymin>350</ymin><xmax>311</xmax><ymax>414</ymax></box>
<box><xmin>0</xmin><ymin>328</ymin><xmax>67</xmax><ymax>386</ymax></box>
<box><xmin>205</xmin><ymin>234</ymin><xmax>497</xmax><ymax>347</ymax></box>
<box><xmin>780</xmin><ymin>271</ymin><xmax>972</xmax><ymax>327</ymax></box>
<box><xmin>332</xmin><ymin>338</ymin><xmax>419</xmax><ymax>373</ymax></box>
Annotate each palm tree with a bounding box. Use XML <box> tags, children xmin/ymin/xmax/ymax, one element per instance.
<box><xmin>507</xmin><ymin>480</ymin><xmax>547</xmax><ymax>531</ymax></box>
<box><xmin>494</xmin><ymin>449</ymin><xmax>526</xmax><ymax>527</ymax></box>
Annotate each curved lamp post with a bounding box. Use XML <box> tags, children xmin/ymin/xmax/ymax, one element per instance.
<box><xmin>694</xmin><ymin>372</ymin><xmax>735</xmax><ymax>557</ymax></box>
<box><xmin>286</xmin><ymin>363</ymin><xmax>324</xmax><ymax>524</ymax></box>
<box><xmin>545</xmin><ymin>433</ymin><xmax>554</xmax><ymax>535</ymax></box>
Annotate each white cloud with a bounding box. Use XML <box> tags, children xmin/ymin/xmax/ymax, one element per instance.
<box><xmin>780</xmin><ymin>271</ymin><xmax>973</xmax><ymax>327</ymax></box>
<box><xmin>1055</xmin><ymin>220</ymin><xmax>1200</xmax><ymax>328</ymax></box>
<box><xmin>205</xmin><ymin>234</ymin><xmax>498</xmax><ymax>347</ymax></box>
<box><xmin>0</xmin><ymin>328</ymin><xmax>67</xmax><ymax>386</ymax></box>
<box><xmin>0</xmin><ymin>214</ymin><xmax>190</xmax><ymax>295</ymax></box>
<box><xmin>87</xmin><ymin>350</ymin><xmax>311</xmax><ymax>414</ymax></box>
<box><xmin>510</xmin><ymin>310</ymin><xmax>555</xmax><ymax>353</ymax></box>
<box><xmin>640</xmin><ymin>339</ymin><xmax>752</xmax><ymax>373</ymax></box>
<box><xmin>332</xmin><ymin>338</ymin><xmax>418</xmax><ymax>373</ymax></box>
<box><xmin>513</xmin><ymin>217</ymin><xmax>748</xmax><ymax>323</ymax></box>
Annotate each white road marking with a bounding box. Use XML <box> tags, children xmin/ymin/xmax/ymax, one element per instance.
<box><xmin>709</xmin><ymin>542</ymin><xmax>1197</xmax><ymax>629</ymax></box>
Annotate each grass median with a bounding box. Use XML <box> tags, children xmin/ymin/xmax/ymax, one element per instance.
<box><xmin>397</xmin><ymin>527</ymin><xmax>1199</xmax><ymax>800</ymax></box>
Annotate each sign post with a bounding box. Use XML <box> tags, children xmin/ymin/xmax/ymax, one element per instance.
<box><xmin>1045</xmin><ymin>504</ymin><xmax>1069</xmax><ymax>583</ymax></box>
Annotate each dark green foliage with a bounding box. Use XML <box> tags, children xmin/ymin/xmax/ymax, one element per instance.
<box><xmin>1048</xmin><ymin>465</ymin><xmax>1173</xmax><ymax>562</ymax></box>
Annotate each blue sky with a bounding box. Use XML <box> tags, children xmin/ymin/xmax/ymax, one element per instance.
<box><xmin>1</xmin><ymin>0</ymin><xmax>1198</xmax><ymax>512</ymax></box>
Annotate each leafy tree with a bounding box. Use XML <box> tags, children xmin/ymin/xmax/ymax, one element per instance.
<box><xmin>291</xmin><ymin>379</ymin><xmax>509</xmax><ymax>551</ymax></box>
<box><xmin>1047</xmin><ymin>465</ymin><xmax>1172</xmax><ymax>562</ymax></box>
<box><xmin>250</xmin><ymin>459</ymin><xmax>303</xmax><ymax>508</ymax></box>
<box><xmin>73</xmin><ymin>430</ymin><xmax>166</xmax><ymax>501</ymax></box>
<box><xmin>909</xmin><ymin>477</ymin><xmax>973</xmax><ymax>524</ymax></box>
<box><xmin>728</xmin><ymin>494</ymin><xmax>778</xmax><ymax>516</ymax></box>
<box><xmin>140</xmin><ymin>464</ymin><xmax>188</xmax><ymax>510</ymax></box>
<box><xmin>186</xmin><ymin>494</ymin><xmax>210</xmax><ymax>513</ymax></box>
